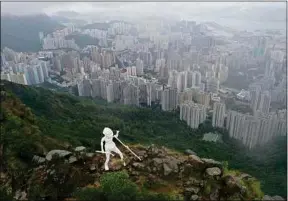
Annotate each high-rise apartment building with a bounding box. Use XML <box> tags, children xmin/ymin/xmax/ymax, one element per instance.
<box><xmin>161</xmin><ymin>87</ymin><xmax>177</xmax><ymax>111</ymax></box>
<box><xmin>226</xmin><ymin>110</ymin><xmax>246</xmax><ymax>140</ymax></box>
<box><xmin>212</xmin><ymin>102</ymin><xmax>226</xmax><ymax>128</ymax></box>
<box><xmin>180</xmin><ymin>101</ymin><xmax>207</xmax><ymax>129</ymax></box>
<box><xmin>257</xmin><ymin>91</ymin><xmax>271</xmax><ymax>114</ymax></box>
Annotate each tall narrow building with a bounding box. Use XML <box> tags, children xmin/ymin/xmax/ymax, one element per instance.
<box><xmin>242</xmin><ymin>115</ymin><xmax>261</xmax><ymax>149</ymax></box>
<box><xmin>212</xmin><ymin>102</ymin><xmax>226</xmax><ymax>128</ymax></box>
<box><xmin>249</xmin><ymin>84</ymin><xmax>261</xmax><ymax>114</ymax></box>
<box><xmin>257</xmin><ymin>91</ymin><xmax>271</xmax><ymax>114</ymax></box>
<box><xmin>226</xmin><ymin>110</ymin><xmax>246</xmax><ymax>140</ymax></box>
<box><xmin>161</xmin><ymin>87</ymin><xmax>177</xmax><ymax>111</ymax></box>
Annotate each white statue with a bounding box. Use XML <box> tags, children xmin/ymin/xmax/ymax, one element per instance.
<box><xmin>101</xmin><ymin>127</ymin><xmax>126</xmax><ymax>171</ymax></box>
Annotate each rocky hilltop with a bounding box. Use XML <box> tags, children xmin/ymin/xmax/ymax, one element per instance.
<box><xmin>3</xmin><ymin>143</ymin><xmax>284</xmax><ymax>201</ymax></box>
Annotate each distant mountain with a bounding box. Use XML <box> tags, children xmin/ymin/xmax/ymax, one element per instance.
<box><xmin>1</xmin><ymin>14</ymin><xmax>64</xmax><ymax>52</ymax></box>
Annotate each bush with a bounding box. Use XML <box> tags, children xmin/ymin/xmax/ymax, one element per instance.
<box><xmin>100</xmin><ymin>171</ymin><xmax>139</xmax><ymax>201</ymax></box>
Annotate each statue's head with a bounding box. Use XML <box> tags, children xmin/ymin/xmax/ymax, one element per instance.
<box><xmin>103</xmin><ymin>127</ymin><xmax>113</xmax><ymax>137</ymax></box>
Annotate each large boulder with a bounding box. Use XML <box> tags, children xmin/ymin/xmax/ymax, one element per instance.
<box><xmin>162</xmin><ymin>156</ymin><xmax>180</xmax><ymax>176</ymax></box>
<box><xmin>46</xmin><ymin>150</ymin><xmax>72</xmax><ymax>161</ymax></box>
<box><xmin>205</xmin><ymin>167</ymin><xmax>222</xmax><ymax>177</ymax></box>
<box><xmin>75</xmin><ymin>146</ymin><xmax>86</xmax><ymax>152</ymax></box>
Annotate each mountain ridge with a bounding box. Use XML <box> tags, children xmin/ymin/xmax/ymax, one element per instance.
<box><xmin>1</xmin><ymin>14</ymin><xmax>64</xmax><ymax>52</ymax></box>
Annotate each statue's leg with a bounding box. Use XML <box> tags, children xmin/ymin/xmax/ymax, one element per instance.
<box><xmin>104</xmin><ymin>152</ymin><xmax>110</xmax><ymax>171</ymax></box>
<box><xmin>113</xmin><ymin>147</ymin><xmax>126</xmax><ymax>166</ymax></box>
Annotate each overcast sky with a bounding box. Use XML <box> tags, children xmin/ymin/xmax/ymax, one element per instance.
<box><xmin>1</xmin><ymin>2</ymin><xmax>286</xmax><ymax>16</ymax></box>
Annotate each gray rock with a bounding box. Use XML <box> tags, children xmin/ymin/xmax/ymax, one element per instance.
<box><xmin>272</xmin><ymin>195</ymin><xmax>285</xmax><ymax>200</ymax></box>
<box><xmin>185</xmin><ymin>187</ymin><xmax>200</xmax><ymax>194</ymax></box>
<box><xmin>185</xmin><ymin>149</ymin><xmax>197</xmax><ymax>156</ymax></box>
<box><xmin>152</xmin><ymin>158</ymin><xmax>163</xmax><ymax>166</ymax></box>
<box><xmin>68</xmin><ymin>156</ymin><xmax>78</xmax><ymax>164</ymax></box>
<box><xmin>163</xmin><ymin>163</ymin><xmax>173</xmax><ymax>176</ymax></box>
<box><xmin>86</xmin><ymin>153</ymin><xmax>95</xmax><ymax>158</ymax></box>
<box><xmin>137</xmin><ymin>150</ymin><xmax>147</xmax><ymax>158</ymax></box>
<box><xmin>132</xmin><ymin>162</ymin><xmax>145</xmax><ymax>170</ymax></box>
<box><xmin>188</xmin><ymin>177</ymin><xmax>201</xmax><ymax>186</ymax></box>
<box><xmin>46</xmin><ymin>150</ymin><xmax>72</xmax><ymax>161</ymax></box>
<box><xmin>191</xmin><ymin>194</ymin><xmax>199</xmax><ymax>201</ymax></box>
<box><xmin>32</xmin><ymin>155</ymin><xmax>46</xmax><ymax>164</ymax></box>
<box><xmin>202</xmin><ymin>158</ymin><xmax>222</xmax><ymax>168</ymax></box>
<box><xmin>263</xmin><ymin>195</ymin><xmax>273</xmax><ymax>200</ymax></box>
<box><xmin>206</xmin><ymin>167</ymin><xmax>222</xmax><ymax>176</ymax></box>
<box><xmin>75</xmin><ymin>146</ymin><xmax>86</xmax><ymax>152</ymax></box>
<box><xmin>163</xmin><ymin>157</ymin><xmax>179</xmax><ymax>173</ymax></box>
<box><xmin>14</xmin><ymin>190</ymin><xmax>27</xmax><ymax>200</ymax></box>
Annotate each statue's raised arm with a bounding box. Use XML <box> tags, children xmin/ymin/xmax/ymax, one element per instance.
<box><xmin>114</xmin><ymin>130</ymin><xmax>119</xmax><ymax>138</ymax></box>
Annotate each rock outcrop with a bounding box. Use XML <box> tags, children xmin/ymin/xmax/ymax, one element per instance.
<box><xmin>86</xmin><ymin>144</ymin><xmax>267</xmax><ymax>201</ymax></box>
<box><xmin>9</xmin><ymin>144</ymin><xmax>281</xmax><ymax>201</ymax></box>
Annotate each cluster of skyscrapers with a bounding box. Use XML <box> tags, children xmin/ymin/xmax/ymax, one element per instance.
<box><xmin>226</xmin><ymin>109</ymin><xmax>287</xmax><ymax>149</ymax></box>
<box><xmin>1</xmin><ymin>48</ymin><xmax>50</xmax><ymax>85</ymax></box>
<box><xmin>1</xmin><ymin>19</ymin><xmax>286</xmax><ymax>150</ymax></box>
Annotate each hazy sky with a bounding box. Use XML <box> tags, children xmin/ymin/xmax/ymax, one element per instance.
<box><xmin>1</xmin><ymin>2</ymin><xmax>286</xmax><ymax>16</ymax></box>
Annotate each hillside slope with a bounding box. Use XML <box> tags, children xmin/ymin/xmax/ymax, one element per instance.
<box><xmin>1</xmin><ymin>81</ymin><xmax>287</xmax><ymax>197</ymax></box>
<box><xmin>1</xmin><ymin>14</ymin><xmax>64</xmax><ymax>52</ymax></box>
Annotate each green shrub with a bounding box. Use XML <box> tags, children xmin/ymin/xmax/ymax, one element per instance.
<box><xmin>244</xmin><ymin>179</ymin><xmax>264</xmax><ymax>199</ymax></box>
<box><xmin>100</xmin><ymin>171</ymin><xmax>138</xmax><ymax>201</ymax></box>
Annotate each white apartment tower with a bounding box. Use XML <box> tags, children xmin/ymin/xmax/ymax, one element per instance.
<box><xmin>212</xmin><ymin>102</ymin><xmax>226</xmax><ymax>128</ymax></box>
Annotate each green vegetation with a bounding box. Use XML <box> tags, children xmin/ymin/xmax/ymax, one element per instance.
<box><xmin>100</xmin><ymin>171</ymin><xmax>139</xmax><ymax>200</ymax></box>
<box><xmin>65</xmin><ymin>34</ymin><xmax>99</xmax><ymax>48</ymax></box>
<box><xmin>1</xmin><ymin>81</ymin><xmax>287</xmax><ymax>197</ymax></box>
<box><xmin>74</xmin><ymin>171</ymin><xmax>180</xmax><ymax>201</ymax></box>
<box><xmin>222</xmin><ymin>161</ymin><xmax>264</xmax><ymax>200</ymax></box>
<box><xmin>1</xmin><ymin>14</ymin><xmax>64</xmax><ymax>52</ymax></box>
